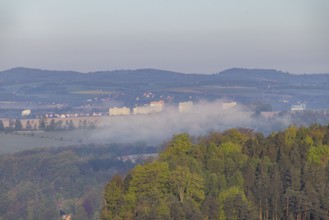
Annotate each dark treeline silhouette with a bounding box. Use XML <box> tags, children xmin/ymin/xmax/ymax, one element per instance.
<box><xmin>0</xmin><ymin>118</ymin><xmax>97</xmax><ymax>133</ymax></box>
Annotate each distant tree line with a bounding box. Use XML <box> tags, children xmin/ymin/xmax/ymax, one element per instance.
<box><xmin>0</xmin><ymin>118</ymin><xmax>96</xmax><ymax>132</ymax></box>
<box><xmin>102</xmin><ymin>124</ymin><xmax>329</xmax><ymax>220</ymax></box>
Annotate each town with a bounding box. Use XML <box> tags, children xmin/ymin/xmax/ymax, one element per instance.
<box><xmin>0</xmin><ymin>100</ymin><xmax>207</xmax><ymax>130</ymax></box>
<box><xmin>1</xmin><ymin>98</ymin><xmax>327</xmax><ymax>133</ymax></box>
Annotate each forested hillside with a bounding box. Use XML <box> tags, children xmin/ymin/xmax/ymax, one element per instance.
<box><xmin>102</xmin><ymin>125</ymin><xmax>329</xmax><ymax>220</ymax></box>
<box><xmin>0</xmin><ymin>143</ymin><xmax>156</xmax><ymax>220</ymax></box>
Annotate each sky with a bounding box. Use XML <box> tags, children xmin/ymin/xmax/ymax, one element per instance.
<box><xmin>1</xmin><ymin>0</ymin><xmax>329</xmax><ymax>74</ymax></box>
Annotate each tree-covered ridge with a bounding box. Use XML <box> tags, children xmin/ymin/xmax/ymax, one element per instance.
<box><xmin>102</xmin><ymin>124</ymin><xmax>329</xmax><ymax>220</ymax></box>
<box><xmin>0</xmin><ymin>143</ymin><xmax>156</xmax><ymax>220</ymax></box>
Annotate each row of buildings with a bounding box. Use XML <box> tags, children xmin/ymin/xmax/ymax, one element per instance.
<box><xmin>19</xmin><ymin>101</ymin><xmax>194</xmax><ymax>118</ymax></box>
<box><xmin>108</xmin><ymin>101</ymin><xmax>238</xmax><ymax>116</ymax></box>
<box><xmin>21</xmin><ymin>101</ymin><xmax>305</xmax><ymax>119</ymax></box>
<box><xmin>109</xmin><ymin>101</ymin><xmax>193</xmax><ymax>116</ymax></box>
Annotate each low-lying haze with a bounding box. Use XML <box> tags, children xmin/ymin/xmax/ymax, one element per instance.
<box><xmin>90</xmin><ymin>101</ymin><xmax>291</xmax><ymax>145</ymax></box>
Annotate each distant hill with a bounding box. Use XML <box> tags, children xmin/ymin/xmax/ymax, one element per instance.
<box><xmin>1</xmin><ymin>67</ymin><xmax>328</xmax><ymax>85</ymax></box>
<box><xmin>216</xmin><ymin>68</ymin><xmax>329</xmax><ymax>85</ymax></box>
<box><xmin>0</xmin><ymin>67</ymin><xmax>328</xmax><ymax>111</ymax></box>
<box><xmin>217</xmin><ymin>68</ymin><xmax>289</xmax><ymax>79</ymax></box>
<box><xmin>0</xmin><ymin>67</ymin><xmax>81</xmax><ymax>83</ymax></box>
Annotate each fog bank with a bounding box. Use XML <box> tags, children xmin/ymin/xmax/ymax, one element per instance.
<box><xmin>89</xmin><ymin>101</ymin><xmax>291</xmax><ymax>145</ymax></box>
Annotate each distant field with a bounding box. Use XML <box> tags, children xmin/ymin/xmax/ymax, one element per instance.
<box><xmin>167</xmin><ymin>86</ymin><xmax>261</xmax><ymax>97</ymax></box>
<box><xmin>71</xmin><ymin>90</ymin><xmax>113</xmax><ymax>95</ymax></box>
<box><xmin>0</xmin><ymin>130</ymin><xmax>93</xmax><ymax>154</ymax></box>
<box><xmin>0</xmin><ymin>101</ymin><xmax>17</xmax><ymax>104</ymax></box>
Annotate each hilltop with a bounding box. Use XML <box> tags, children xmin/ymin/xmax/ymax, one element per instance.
<box><xmin>101</xmin><ymin>124</ymin><xmax>329</xmax><ymax>219</ymax></box>
<box><xmin>0</xmin><ymin>67</ymin><xmax>329</xmax><ymax>118</ymax></box>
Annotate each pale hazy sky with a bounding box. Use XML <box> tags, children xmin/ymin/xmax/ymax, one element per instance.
<box><xmin>1</xmin><ymin>0</ymin><xmax>328</xmax><ymax>73</ymax></box>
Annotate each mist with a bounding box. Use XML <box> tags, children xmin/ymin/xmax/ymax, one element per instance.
<box><xmin>88</xmin><ymin>100</ymin><xmax>292</xmax><ymax>146</ymax></box>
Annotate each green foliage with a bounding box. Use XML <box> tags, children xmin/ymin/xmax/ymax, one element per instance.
<box><xmin>284</xmin><ymin>125</ymin><xmax>298</xmax><ymax>147</ymax></box>
<box><xmin>0</xmin><ymin>144</ymin><xmax>139</xmax><ymax>220</ymax></box>
<box><xmin>218</xmin><ymin>186</ymin><xmax>249</xmax><ymax>220</ymax></box>
<box><xmin>221</xmin><ymin>129</ymin><xmax>249</xmax><ymax>145</ymax></box>
<box><xmin>160</xmin><ymin>133</ymin><xmax>192</xmax><ymax>160</ymax></box>
<box><xmin>129</xmin><ymin>161</ymin><xmax>170</xmax><ymax>199</ymax></box>
<box><xmin>170</xmin><ymin>166</ymin><xmax>205</xmax><ymax>203</ymax></box>
<box><xmin>102</xmin><ymin>124</ymin><xmax>329</xmax><ymax>219</ymax></box>
<box><xmin>103</xmin><ymin>174</ymin><xmax>124</xmax><ymax>219</ymax></box>
<box><xmin>218</xmin><ymin>142</ymin><xmax>242</xmax><ymax>155</ymax></box>
<box><xmin>307</xmin><ymin>145</ymin><xmax>329</xmax><ymax>166</ymax></box>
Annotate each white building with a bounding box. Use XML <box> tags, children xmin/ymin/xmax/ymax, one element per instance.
<box><xmin>179</xmin><ymin>101</ymin><xmax>193</xmax><ymax>113</ymax></box>
<box><xmin>291</xmin><ymin>104</ymin><xmax>306</xmax><ymax>111</ymax></box>
<box><xmin>222</xmin><ymin>101</ymin><xmax>237</xmax><ymax>109</ymax></box>
<box><xmin>132</xmin><ymin>100</ymin><xmax>164</xmax><ymax>115</ymax></box>
<box><xmin>109</xmin><ymin>107</ymin><xmax>131</xmax><ymax>116</ymax></box>
<box><xmin>133</xmin><ymin>105</ymin><xmax>156</xmax><ymax>115</ymax></box>
<box><xmin>150</xmin><ymin>100</ymin><xmax>164</xmax><ymax>113</ymax></box>
<box><xmin>21</xmin><ymin>109</ymin><xmax>32</xmax><ymax>116</ymax></box>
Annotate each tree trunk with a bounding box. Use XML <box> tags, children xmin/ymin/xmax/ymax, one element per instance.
<box><xmin>286</xmin><ymin>197</ymin><xmax>289</xmax><ymax>217</ymax></box>
<box><xmin>259</xmin><ymin>205</ymin><xmax>262</xmax><ymax>220</ymax></box>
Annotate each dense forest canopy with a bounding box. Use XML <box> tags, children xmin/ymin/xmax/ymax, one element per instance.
<box><xmin>102</xmin><ymin>124</ymin><xmax>329</xmax><ymax>220</ymax></box>
<box><xmin>0</xmin><ymin>143</ymin><xmax>156</xmax><ymax>220</ymax></box>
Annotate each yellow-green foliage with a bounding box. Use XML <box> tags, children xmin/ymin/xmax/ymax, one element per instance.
<box><xmin>218</xmin><ymin>142</ymin><xmax>242</xmax><ymax>156</ymax></box>
<box><xmin>218</xmin><ymin>186</ymin><xmax>247</xmax><ymax>205</ymax></box>
<box><xmin>221</xmin><ymin>129</ymin><xmax>248</xmax><ymax>145</ymax></box>
<box><xmin>170</xmin><ymin>166</ymin><xmax>205</xmax><ymax>203</ymax></box>
<box><xmin>284</xmin><ymin>125</ymin><xmax>297</xmax><ymax>147</ymax></box>
<box><xmin>217</xmin><ymin>142</ymin><xmax>248</xmax><ymax>171</ymax></box>
<box><xmin>305</xmin><ymin>135</ymin><xmax>314</xmax><ymax>146</ymax></box>
<box><xmin>129</xmin><ymin>161</ymin><xmax>170</xmax><ymax>198</ymax></box>
<box><xmin>160</xmin><ymin>133</ymin><xmax>192</xmax><ymax>159</ymax></box>
<box><xmin>103</xmin><ymin>175</ymin><xmax>123</xmax><ymax>218</ymax></box>
<box><xmin>307</xmin><ymin>145</ymin><xmax>329</xmax><ymax>166</ymax></box>
<box><xmin>102</xmin><ymin>124</ymin><xmax>329</xmax><ymax>220</ymax></box>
